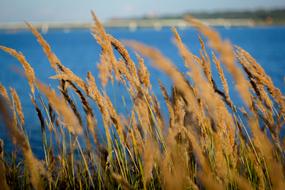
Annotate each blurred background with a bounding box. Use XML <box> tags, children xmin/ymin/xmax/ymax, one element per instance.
<box><xmin>0</xmin><ymin>0</ymin><xmax>285</xmax><ymax>28</ymax></box>
<box><xmin>0</xmin><ymin>0</ymin><xmax>285</xmax><ymax>156</ymax></box>
<box><xmin>0</xmin><ymin>0</ymin><xmax>285</xmax><ymax>21</ymax></box>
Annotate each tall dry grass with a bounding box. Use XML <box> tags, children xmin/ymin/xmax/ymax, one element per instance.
<box><xmin>0</xmin><ymin>12</ymin><xmax>284</xmax><ymax>190</ymax></box>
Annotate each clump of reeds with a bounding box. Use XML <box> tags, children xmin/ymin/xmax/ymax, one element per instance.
<box><xmin>0</xmin><ymin>11</ymin><xmax>284</xmax><ymax>190</ymax></box>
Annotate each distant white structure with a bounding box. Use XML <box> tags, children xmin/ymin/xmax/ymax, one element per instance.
<box><xmin>41</xmin><ymin>24</ymin><xmax>49</xmax><ymax>34</ymax></box>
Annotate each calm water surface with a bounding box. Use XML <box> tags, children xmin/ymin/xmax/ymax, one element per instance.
<box><xmin>0</xmin><ymin>26</ymin><xmax>285</xmax><ymax>156</ymax></box>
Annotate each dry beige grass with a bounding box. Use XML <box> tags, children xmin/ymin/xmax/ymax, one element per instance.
<box><xmin>0</xmin><ymin>46</ymin><xmax>36</xmax><ymax>94</ymax></box>
<box><xmin>0</xmin><ymin>12</ymin><xmax>284</xmax><ymax>190</ymax></box>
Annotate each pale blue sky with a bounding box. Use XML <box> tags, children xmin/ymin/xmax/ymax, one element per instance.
<box><xmin>0</xmin><ymin>0</ymin><xmax>285</xmax><ymax>23</ymax></box>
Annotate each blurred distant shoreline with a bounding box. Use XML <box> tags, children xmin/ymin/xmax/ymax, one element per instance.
<box><xmin>1</xmin><ymin>9</ymin><xmax>285</xmax><ymax>31</ymax></box>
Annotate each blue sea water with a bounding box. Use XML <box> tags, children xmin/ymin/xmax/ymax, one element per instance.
<box><xmin>0</xmin><ymin>26</ymin><xmax>285</xmax><ymax>157</ymax></box>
